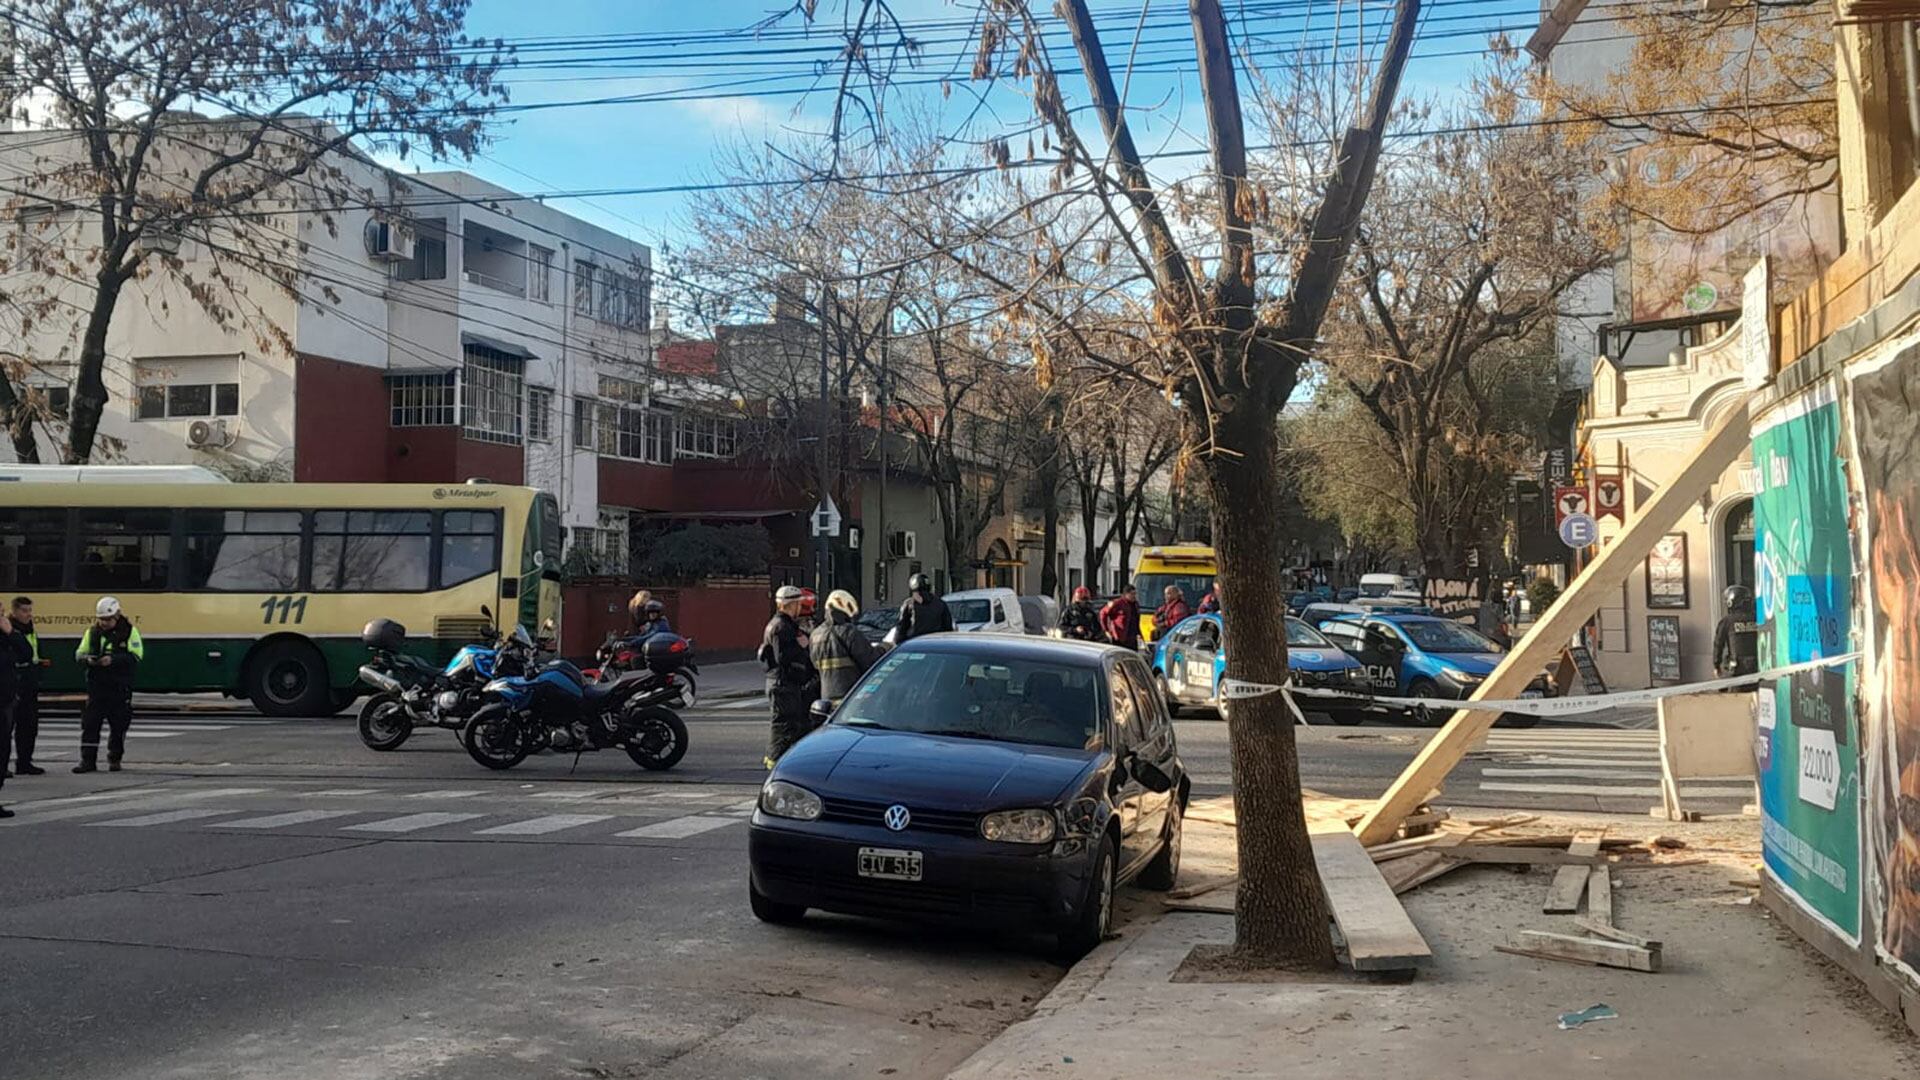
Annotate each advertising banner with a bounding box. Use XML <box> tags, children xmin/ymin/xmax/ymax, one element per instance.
<box><xmin>1752</xmin><ymin>380</ymin><xmax>1860</xmax><ymax>942</ymax></box>
<box><xmin>1847</xmin><ymin>337</ymin><xmax>1920</xmax><ymax>983</ymax></box>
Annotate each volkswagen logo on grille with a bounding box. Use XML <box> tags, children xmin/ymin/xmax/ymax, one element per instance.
<box><xmin>883</xmin><ymin>804</ymin><xmax>912</xmax><ymax>831</ymax></box>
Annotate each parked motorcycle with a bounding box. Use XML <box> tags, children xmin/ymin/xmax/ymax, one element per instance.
<box><xmin>355</xmin><ymin>609</ymin><xmax>534</xmax><ymax>751</ymax></box>
<box><xmin>461</xmin><ymin>632</ymin><xmax>693</xmax><ymax>772</ymax></box>
<box><xmin>588</xmin><ymin>631</ymin><xmax>699</xmax><ymax>709</ymax></box>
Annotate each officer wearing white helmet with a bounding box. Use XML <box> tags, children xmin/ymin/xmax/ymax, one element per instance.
<box><xmin>74</xmin><ymin>596</ymin><xmax>143</xmax><ymax>773</ymax></box>
<box><xmin>809</xmin><ymin>589</ymin><xmax>879</xmax><ymax>705</ymax></box>
<box><xmin>759</xmin><ymin>585</ymin><xmax>819</xmax><ymax>766</ymax></box>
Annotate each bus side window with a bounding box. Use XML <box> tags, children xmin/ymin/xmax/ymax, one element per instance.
<box><xmin>76</xmin><ymin>508</ymin><xmax>172</xmax><ymax>591</ymax></box>
<box><xmin>182</xmin><ymin>510</ymin><xmax>304</xmax><ymax>591</ymax></box>
<box><xmin>440</xmin><ymin>510</ymin><xmax>500</xmax><ymax>587</ymax></box>
<box><xmin>312</xmin><ymin>510</ymin><xmax>431</xmax><ymax>592</ymax></box>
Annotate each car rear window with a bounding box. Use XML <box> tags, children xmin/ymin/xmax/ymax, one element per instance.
<box><xmin>948</xmin><ymin>599</ymin><xmax>992</xmax><ymax>624</ymax></box>
<box><xmin>836</xmin><ymin>650</ymin><xmax>1101</xmax><ymax>749</ymax></box>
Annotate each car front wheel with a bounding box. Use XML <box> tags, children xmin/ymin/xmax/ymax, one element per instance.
<box><xmin>1058</xmin><ymin>837</ymin><xmax>1117</xmax><ymax>961</ymax></box>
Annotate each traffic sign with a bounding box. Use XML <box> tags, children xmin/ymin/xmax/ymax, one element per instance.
<box><xmin>1559</xmin><ymin>511</ymin><xmax>1599</xmax><ymax>549</ymax></box>
<box><xmin>1594</xmin><ymin>474</ymin><xmax>1625</xmax><ymax>521</ymax></box>
<box><xmin>1553</xmin><ymin>485</ymin><xmax>1590</xmax><ymax>523</ymax></box>
<box><xmin>810</xmin><ymin>495</ymin><xmax>842</xmax><ymax>537</ymax></box>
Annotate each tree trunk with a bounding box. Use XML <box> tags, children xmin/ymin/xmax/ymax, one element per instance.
<box><xmin>1205</xmin><ymin>406</ymin><xmax>1337</xmax><ymax>968</ymax></box>
<box><xmin>1038</xmin><ymin>401</ymin><xmax>1062</xmax><ymax>597</ymax></box>
<box><xmin>65</xmin><ymin>274</ymin><xmax>129</xmax><ymax>464</ymax></box>
<box><xmin>0</xmin><ymin>377</ymin><xmax>42</xmax><ymax>463</ymax></box>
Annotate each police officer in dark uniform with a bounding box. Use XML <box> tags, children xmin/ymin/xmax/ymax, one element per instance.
<box><xmin>0</xmin><ymin>606</ymin><xmax>26</xmax><ymax>817</ymax></box>
<box><xmin>9</xmin><ymin>596</ymin><xmax>44</xmax><ymax>776</ymax></box>
<box><xmin>1713</xmin><ymin>585</ymin><xmax>1759</xmax><ymax>680</ymax></box>
<box><xmin>893</xmin><ymin>572</ymin><xmax>953</xmax><ymax>643</ymax></box>
<box><xmin>75</xmin><ymin>596</ymin><xmax>144</xmax><ymax>773</ymax></box>
<box><xmin>761</xmin><ymin>585</ymin><xmax>819</xmax><ymax>767</ymax></box>
<box><xmin>1057</xmin><ymin>586</ymin><xmax>1104</xmax><ymax>641</ymax></box>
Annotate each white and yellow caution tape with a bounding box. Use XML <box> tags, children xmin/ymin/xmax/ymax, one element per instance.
<box><xmin>1278</xmin><ymin>652</ymin><xmax>1859</xmax><ymax>719</ymax></box>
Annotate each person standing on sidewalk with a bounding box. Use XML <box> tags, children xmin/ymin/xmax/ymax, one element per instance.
<box><xmin>9</xmin><ymin>596</ymin><xmax>45</xmax><ymax>776</ymax></box>
<box><xmin>760</xmin><ymin>585</ymin><xmax>819</xmax><ymax>767</ymax></box>
<box><xmin>0</xmin><ymin>608</ymin><xmax>26</xmax><ymax>817</ymax></box>
<box><xmin>74</xmin><ymin>596</ymin><xmax>143</xmax><ymax>774</ymax></box>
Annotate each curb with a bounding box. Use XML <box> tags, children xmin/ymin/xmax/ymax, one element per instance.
<box><xmin>944</xmin><ymin>915</ymin><xmax>1149</xmax><ymax>1079</ymax></box>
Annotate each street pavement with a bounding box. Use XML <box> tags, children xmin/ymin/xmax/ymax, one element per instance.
<box><xmin>0</xmin><ymin>696</ymin><xmax>1746</xmax><ymax>1079</ymax></box>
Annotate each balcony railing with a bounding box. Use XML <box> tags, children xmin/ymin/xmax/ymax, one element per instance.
<box><xmin>465</xmin><ymin>268</ymin><xmax>525</xmax><ymax>297</ymax></box>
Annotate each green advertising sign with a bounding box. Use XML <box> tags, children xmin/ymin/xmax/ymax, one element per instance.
<box><xmin>1753</xmin><ymin>383</ymin><xmax>1860</xmax><ymax>942</ymax></box>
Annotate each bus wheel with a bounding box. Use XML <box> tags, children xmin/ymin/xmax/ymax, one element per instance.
<box><xmin>248</xmin><ymin>640</ymin><xmax>331</xmax><ymax>717</ymax></box>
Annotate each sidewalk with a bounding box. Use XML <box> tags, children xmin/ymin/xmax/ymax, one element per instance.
<box><xmin>701</xmin><ymin>659</ymin><xmax>766</xmax><ymax>701</ymax></box>
<box><xmin>950</xmin><ymin>813</ymin><xmax>1920</xmax><ymax>1079</ymax></box>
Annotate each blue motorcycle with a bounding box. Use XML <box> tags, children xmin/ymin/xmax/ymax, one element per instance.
<box><xmin>461</xmin><ymin>632</ymin><xmax>692</xmax><ymax>772</ymax></box>
<box><xmin>355</xmin><ymin>612</ymin><xmax>535</xmax><ymax>752</ymax></box>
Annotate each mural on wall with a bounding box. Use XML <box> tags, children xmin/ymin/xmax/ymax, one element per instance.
<box><xmin>1848</xmin><ymin>339</ymin><xmax>1920</xmax><ymax>983</ymax></box>
<box><xmin>1752</xmin><ymin>380</ymin><xmax>1859</xmax><ymax>942</ymax></box>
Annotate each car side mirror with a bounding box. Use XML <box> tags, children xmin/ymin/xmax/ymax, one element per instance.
<box><xmin>1129</xmin><ymin>757</ymin><xmax>1174</xmax><ymax>794</ymax></box>
<box><xmin>809</xmin><ymin>699</ymin><xmax>835</xmax><ymax>724</ymax></box>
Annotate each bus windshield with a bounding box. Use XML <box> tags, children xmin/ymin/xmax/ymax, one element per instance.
<box><xmin>1134</xmin><ymin>572</ymin><xmax>1213</xmax><ymax>607</ymax></box>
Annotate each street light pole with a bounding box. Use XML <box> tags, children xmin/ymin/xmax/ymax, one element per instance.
<box><xmin>816</xmin><ymin>275</ymin><xmax>832</xmax><ymax>595</ymax></box>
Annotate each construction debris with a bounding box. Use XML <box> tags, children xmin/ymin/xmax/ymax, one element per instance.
<box><xmin>1500</xmin><ymin>930</ymin><xmax>1662</xmax><ymax>973</ymax></box>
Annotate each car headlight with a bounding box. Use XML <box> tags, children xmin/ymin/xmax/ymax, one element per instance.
<box><xmin>1441</xmin><ymin>667</ymin><xmax>1483</xmax><ymax>684</ymax></box>
<box><xmin>980</xmin><ymin>808</ymin><xmax>1058</xmax><ymax>844</ymax></box>
<box><xmin>759</xmin><ymin>780</ymin><xmax>822</xmax><ymax>821</ymax></box>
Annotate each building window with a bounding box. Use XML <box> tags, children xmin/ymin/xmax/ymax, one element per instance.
<box><xmin>396</xmin><ymin>218</ymin><xmax>447</xmax><ymax>281</ymax></box>
<box><xmin>573</xmin><ymin>260</ymin><xmax>596</xmax><ymax>315</ymax></box>
<box><xmin>136</xmin><ymin>382</ymin><xmax>239</xmax><ymax>420</ymax></box>
<box><xmin>599</xmin><ymin>374</ymin><xmax>645</xmax><ymax>402</ymax></box>
<box><xmin>571</xmin><ymin>395</ymin><xmax>597</xmax><ymax>450</ymax></box>
<box><xmin>527</xmin><ymin>386</ymin><xmax>554</xmax><ymax>443</ymax></box>
<box><xmin>673</xmin><ymin>413</ymin><xmax>736</xmax><ymax>459</ymax></box>
<box><xmin>528</xmin><ymin>245</ymin><xmax>552</xmax><ymax>303</ymax></box>
<box><xmin>460</xmin><ymin>346</ymin><xmax>524</xmax><ymax>445</ymax></box>
<box><xmin>390</xmin><ymin>371</ymin><xmax>457</xmax><ymax>427</ymax></box>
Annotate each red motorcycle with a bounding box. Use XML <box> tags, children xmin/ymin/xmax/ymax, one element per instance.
<box><xmin>585</xmin><ymin>632</ymin><xmax>698</xmax><ymax>710</ymax></box>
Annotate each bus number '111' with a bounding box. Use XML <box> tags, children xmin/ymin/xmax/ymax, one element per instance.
<box><xmin>260</xmin><ymin>596</ymin><xmax>309</xmax><ymax>625</ymax></box>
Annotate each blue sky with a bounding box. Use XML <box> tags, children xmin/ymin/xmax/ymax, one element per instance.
<box><xmin>434</xmin><ymin>0</ymin><xmax>1530</xmax><ymax>255</ymax></box>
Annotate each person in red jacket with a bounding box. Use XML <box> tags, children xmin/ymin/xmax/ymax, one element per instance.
<box><xmin>1100</xmin><ymin>584</ymin><xmax>1141</xmax><ymax>650</ymax></box>
<box><xmin>1153</xmin><ymin>585</ymin><xmax>1192</xmax><ymax>641</ymax></box>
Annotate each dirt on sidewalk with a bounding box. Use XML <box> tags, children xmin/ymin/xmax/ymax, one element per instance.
<box><xmin>949</xmin><ymin>812</ymin><xmax>1920</xmax><ymax>1080</ymax></box>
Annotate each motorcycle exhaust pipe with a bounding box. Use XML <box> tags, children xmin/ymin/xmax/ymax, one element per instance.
<box><xmin>357</xmin><ymin>665</ymin><xmax>405</xmax><ymax>694</ymax></box>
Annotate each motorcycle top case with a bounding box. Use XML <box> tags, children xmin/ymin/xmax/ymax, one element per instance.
<box><xmin>641</xmin><ymin>633</ymin><xmax>694</xmax><ymax>673</ymax></box>
<box><xmin>363</xmin><ymin>618</ymin><xmax>407</xmax><ymax>652</ymax></box>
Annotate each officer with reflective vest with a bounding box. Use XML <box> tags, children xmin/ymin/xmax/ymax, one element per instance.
<box><xmin>8</xmin><ymin>596</ymin><xmax>44</xmax><ymax>776</ymax></box>
<box><xmin>74</xmin><ymin>596</ymin><xmax>144</xmax><ymax>774</ymax></box>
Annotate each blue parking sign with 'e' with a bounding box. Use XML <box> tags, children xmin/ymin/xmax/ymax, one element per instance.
<box><xmin>1558</xmin><ymin>512</ymin><xmax>1598</xmax><ymax>548</ymax></box>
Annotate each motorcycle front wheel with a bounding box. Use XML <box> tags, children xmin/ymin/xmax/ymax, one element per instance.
<box><xmin>463</xmin><ymin>704</ymin><xmax>532</xmax><ymax>770</ymax></box>
<box><xmin>357</xmin><ymin>694</ymin><xmax>414</xmax><ymax>752</ymax></box>
<box><xmin>625</xmin><ymin>706</ymin><xmax>689</xmax><ymax>771</ymax></box>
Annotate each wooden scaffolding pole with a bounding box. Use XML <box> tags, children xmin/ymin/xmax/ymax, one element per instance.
<box><xmin>1355</xmin><ymin>396</ymin><xmax>1755</xmax><ymax>845</ymax></box>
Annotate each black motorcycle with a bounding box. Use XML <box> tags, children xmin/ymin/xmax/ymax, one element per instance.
<box><xmin>355</xmin><ymin>611</ymin><xmax>534</xmax><ymax>752</ymax></box>
<box><xmin>461</xmin><ymin>634</ymin><xmax>693</xmax><ymax>772</ymax></box>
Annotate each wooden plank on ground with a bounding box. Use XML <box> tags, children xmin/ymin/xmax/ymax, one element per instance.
<box><xmin>1311</xmin><ymin>825</ymin><xmax>1432</xmax><ymax>971</ymax></box>
<box><xmin>1354</xmin><ymin>397</ymin><xmax>1754</xmax><ymax>846</ymax></box>
<box><xmin>1504</xmin><ymin>929</ymin><xmax>1661</xmax><ymax>973</ymax></box>
<box><xmin>1543</xmin><ymin>830</ymin><xmax>1606</xmax><ymax>913</ymax></box>
<box><xmin>1381</xmin><ymin>852</ymin><xmax>1466</xmax><ymax>895</ymax></box>
<box><xmin>1166</xmin><ymin>875</ymin><xmax>1235</xmax><ymax>900</ymax></box>
<box><xmin>1449</xmin><ymin>845</ymin><xmax>1607</xmax><ymax>867</ymax></box>
<box><xmin>1578</xmin><ymin>919</ymin><xmax>1660</xmax><ymax>950</ymax></box>
<box><xmin>1587</xmin><ymin>866</ymin><xmax>1614</xmax><ymax>928</ymax></box>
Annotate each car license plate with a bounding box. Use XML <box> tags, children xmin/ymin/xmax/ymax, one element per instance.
<box><xmin>857</xmin><ymin>847</ymin><xmax>923</xmax><ymax>882</ymax></box>
<box><xmin>1520</xmin><ymin>689</ymin><xmax>1543</xmax><ymax>699</ymax></box>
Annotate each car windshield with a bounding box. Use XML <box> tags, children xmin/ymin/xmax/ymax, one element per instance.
<box><xmin>948</xmin><ymin>599</ymin><xmax>992</xmax><ymax>624</ymax></box>
<box><xmin>1400</xmin><ymin>621</ymin><xmax>1500</xmax><ymax>653</ymax></box>
<box><xmin>1357</xmin><ymin>581</ymin><xmax>1394</xmax><ymax>597</ymax></box>
<box><xmin>1285</xmin><ymin>619</ymin><xmax>1333</xmax><ymax>646</ymax></box>
<box><xmin>836</xmin><ymin>649</ymin><xmax>1101</xmax><ymax>750</ymax></box>
<box><xmin>855</xmin><ymin>609</ymin><xmax>895</xmax><ymax>631</ymax></box>
<box><xmin>1134</xmin><ymin>573</ymin><xmax>1213</xmax><ymax>606</ymax></box>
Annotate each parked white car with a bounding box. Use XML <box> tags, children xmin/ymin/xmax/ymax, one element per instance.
<box><xmin>942</xmin><ymin>587</ymin><xmax>1027</xmax><ymax>634</ymax></box>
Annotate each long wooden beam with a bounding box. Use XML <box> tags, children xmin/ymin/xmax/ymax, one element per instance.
<box><xmin>1355</xmin><ymin>395</ymin><xmax>1754</xmax><ymax>845</ymax></box>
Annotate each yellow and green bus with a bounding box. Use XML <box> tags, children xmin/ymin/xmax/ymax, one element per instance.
<box><xmin>0</xmin><ymin>476</ymin><xmax>561</xmax><ymax>716</ymax></box>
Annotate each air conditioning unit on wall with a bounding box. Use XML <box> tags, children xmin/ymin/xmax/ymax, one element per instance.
<box><xmin>186</xmin><ymin>418</ymin><xmax>235</xmax><ymax>449</ymax></box>
<box><xmin>888</xmin><ymin>530</ymin><xmax>917</xmax><ymax>558</ymax></box>
<box><xmin>364</xmin><ymin>218</ymin><xmax>416</xmax><ymax>262</ymax></box>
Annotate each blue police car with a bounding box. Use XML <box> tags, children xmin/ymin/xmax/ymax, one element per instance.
<box><xmin>1151</xmin><ymin>613</ymin><xmax>1372</xmax><ymax>724</ymax></box>
<box><xmin>1312</xmin><ymin>612</ymin><xmax>1548</xmax><ymax>727</ymax></box>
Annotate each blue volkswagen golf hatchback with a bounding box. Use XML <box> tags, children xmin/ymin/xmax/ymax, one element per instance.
<box><xmin>747</xmin><ymin>634</ymin><xmax>1187</xmax><ymax>959</ymax></box>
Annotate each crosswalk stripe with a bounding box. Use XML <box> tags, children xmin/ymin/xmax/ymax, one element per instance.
<box><xmin>1478</xmin><ymin>781</ymin><xmax>1755</xmax><ymax>797</ymax></box>
<box><xmin>16</xmin><ymin>787</ymin><xmax>270</xmax><ymax>824</ymax></box>
<box><xmin>615</xmin><ymin>815</ymin><xmax>738</xmax><ymax>839</ymax></box>
<box><xmin>405</xmin><ymin>789</ymin><xmax>484</xmax><ymax>799</ymax></box>
<box><xmin>1491</xmin><ymin>755</ymin><xmax>1662</xmax><ymax>768</ymax></box>
<box><xmin>648</xmin><ymin>789</ymin><xmax>721</xmax><ymax>800</ymax></box>
<box><xmin>90</xmin><ymin>808</ymin><xmax>241</xmax><ymax>827</ymax></box>
<box><xmin>1482</xmin><ymin>766</ymin><xmax>1662</xmax><ymax>778</ymax></box>
<box><xmin>474</xmin><ymin>814</ymin><xmax>613</xmax><ymax>836</ymax></box>
<box><xmin>308</xmin><ymin>789</ymin><xmax>380</xmax><ymax>797</ymax></box>
<box><xmin>342</xmin><ymin>812</ymin><xmax>484</xmax><ymax>833</ymax></box>
<box><xmin>215</xmin><ymin>810</ymin><xmax>362</xmax><ymax>829</ymax></box>
<box><xmin>529</xmin><ymin>789</ymin><xmax>614</xmax><ymax>801</ymax></box>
